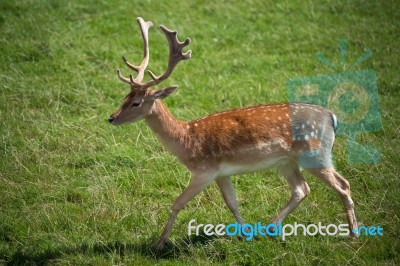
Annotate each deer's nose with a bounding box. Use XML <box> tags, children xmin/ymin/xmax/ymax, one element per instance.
<box><xmin>108</xmin><ymin>116</ymin><xmax>115</xmax><ymax>123</ymax></box>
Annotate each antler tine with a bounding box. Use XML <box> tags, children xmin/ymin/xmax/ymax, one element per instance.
<box><xmin>133</xmin><ymin>18</ymin><xmax>153</xmax><ymax>83</ymax></box>
<box><xmin>117</xmin><ymin>19</ymin><xmax>191</xmax><ymax>90</ymax></box>
<box><xmin>118</xmin><ymin>17</ymin><xmax>153</xmax><ymax>87</ymax></box>
<box><xmin>117</xmin><ymin>69</ymin><xmax>131</xmax><ymax>84</ymax></box>
<box><xmin>143</xmin><ymin>25</ymin><xmax>192</xmax><ymax>89</ymax></box>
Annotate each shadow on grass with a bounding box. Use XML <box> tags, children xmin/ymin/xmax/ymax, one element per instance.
<box><xmin>5</xmin><ymin>233</ymin><xmax>219</xmax><ymax>264</ymax></box>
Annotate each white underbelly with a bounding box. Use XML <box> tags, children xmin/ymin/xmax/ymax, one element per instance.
<box><xmin>218</xmin><ymin>157</ymin><xmax>286</xmax><ymax>176</ymax></box>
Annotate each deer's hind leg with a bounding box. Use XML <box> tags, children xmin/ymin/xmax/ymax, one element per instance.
<box><xmin>306</xmin><ymin>167</ymin><xmax>358</xmax><ymax>236</ymax></box>
<box><xmin>270</xmin><ymin>161</ymin><xmax>311</xmax><ymax>225</ymax></box>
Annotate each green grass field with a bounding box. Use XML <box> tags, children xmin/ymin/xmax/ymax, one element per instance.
<box><xmin>1</xmin><ymin>0</ymin><xmax>399</xmax><ymax>265</ymax></box>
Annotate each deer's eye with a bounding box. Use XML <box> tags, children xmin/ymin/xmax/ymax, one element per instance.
<box><xmin>131</xmin><ymin>101</ymin><xmax>141</xmax><ymax>108</ymax></box>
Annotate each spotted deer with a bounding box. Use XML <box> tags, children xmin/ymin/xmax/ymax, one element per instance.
<box><xmin>108</xmin><ymin>17</ymin><xmax>358</xmax><ymax>249</ymax></box>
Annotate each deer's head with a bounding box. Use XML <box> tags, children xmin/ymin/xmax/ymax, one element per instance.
<box><xmin>108</xmin><ymin>17</ymin><xmax>191</xmax><ymax>125</ymax></box>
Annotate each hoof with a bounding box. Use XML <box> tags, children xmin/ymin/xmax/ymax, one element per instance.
<box><xmin>153</xmin><ymin>239</ymin><xmax>166</xmax><ymax>251</ymax></box>
<box><xmin>350</xmin><ymin>231</ymin><xmax>359</xmax><ymax>238</ymax></box>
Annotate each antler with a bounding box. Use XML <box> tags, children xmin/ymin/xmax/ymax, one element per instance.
<box><xmin>117</xmin><ymin>17</ymin><xmax>153</xmax><ymax>86</ymax></box>
<box><xmin>117</xmin><ymin>17</ymin><xmax>192</xmax><ymax>91</ymax></box>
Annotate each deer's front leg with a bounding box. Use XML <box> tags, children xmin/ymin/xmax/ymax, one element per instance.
<box><xmin>216</xmin><ymin>176</ymin><xmax>245</xmax><ymax>225</ymax></box>
<box><xmin>155</xmin><ymin>170</ymin><xmax>217</xmax><ymax>250</ymax></box>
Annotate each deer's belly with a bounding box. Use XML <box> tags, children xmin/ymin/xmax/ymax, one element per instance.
<box><xmin>218</xmin><ymin>156</ymin><xmax>287</xmax><ymax>176</ymax></box>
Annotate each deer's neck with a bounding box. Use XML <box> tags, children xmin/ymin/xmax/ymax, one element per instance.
<box><xmin>145</xmin><ymin>100</ymin><xmax>189</xmax><ymax>160</ymax></box>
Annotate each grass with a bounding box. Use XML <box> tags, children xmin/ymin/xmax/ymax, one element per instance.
<box><xmin>1</xmin><ymin>0</ymin><xmax>399</xmax><ymax>265</ymax></box>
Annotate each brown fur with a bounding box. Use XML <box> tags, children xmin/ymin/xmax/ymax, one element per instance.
<box><xmin>143</xmin><ymin>99</ymin><xmax>328</xmax><ymax>170</ymax></box>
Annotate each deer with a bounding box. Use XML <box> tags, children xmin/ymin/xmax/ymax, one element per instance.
<box><xmin>108</xmin><ymin>17</ymin><xmax>358</xmax><ymax>249</ymax></box>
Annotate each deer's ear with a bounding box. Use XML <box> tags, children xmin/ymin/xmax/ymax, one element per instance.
<box><xmin>151</xmin><ymin>86</ymin><xmax>178</xmax><ymax>99</ymax></box>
